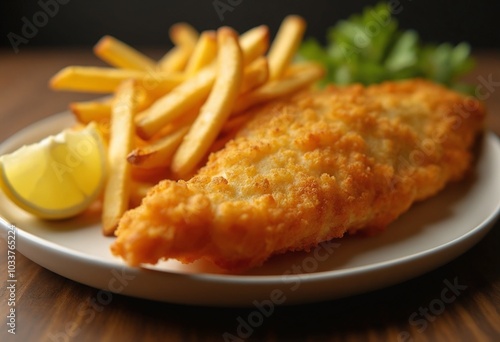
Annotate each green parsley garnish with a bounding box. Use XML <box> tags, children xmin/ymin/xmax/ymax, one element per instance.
<box><xmin>298</xmin><ymin>2</ymin><xmax>475</xmax><ymax>93</ymax></box>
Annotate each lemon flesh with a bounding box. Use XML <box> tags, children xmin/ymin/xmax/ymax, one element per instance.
<box><xmin>0</xmin><ymin>123</ymin><xmax>106</xmax><ymax>219</ymax></box>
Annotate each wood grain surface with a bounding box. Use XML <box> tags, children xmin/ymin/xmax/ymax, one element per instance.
<box><xmin>0</xmin><ymin>48</ymin><xmax>499</xmax><ymax>342</ymax></box>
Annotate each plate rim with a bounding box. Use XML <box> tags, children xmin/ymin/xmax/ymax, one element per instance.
<box><xmin>1</xmin><ymin>112</ymin><xmax>499</xmax><ymax>305</ymax></box>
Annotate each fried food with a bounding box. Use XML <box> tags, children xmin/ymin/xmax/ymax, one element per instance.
<box><xmin>102</xmin><ymin>80</ymin><xmax>136</xmax><ymax>236</ymax></box>
<box><xmin>111</xmin><ymin>79</ymin><xmax>486</xmax><ymax>271</ymax></box>
<box><xmin>171</xmin><ymin>27</ymin><xmax>244</xmax><ymax>178</ymax></box>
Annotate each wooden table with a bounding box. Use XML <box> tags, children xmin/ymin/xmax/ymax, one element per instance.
<box><xmin>0</xmin><ymin>48</ymin><xmax>499</xmax><ymax>342</ymax></box>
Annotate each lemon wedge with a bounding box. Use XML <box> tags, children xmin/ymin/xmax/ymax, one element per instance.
<box><xmin>0</xmin><ymin>123</ymin><xmax>107</xmax><ymax>219</ymax></box>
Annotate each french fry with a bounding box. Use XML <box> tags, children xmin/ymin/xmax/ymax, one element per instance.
<box><xmin>50</xmin><ymin>66</ymin><xmax>184</xmax><ymax>93</ymax></box>
<box><xmin>267</xmin><ymin>15</ymin><xmax>306</xmax><ymax>80</ymax></box>
<box><xmin>239</xmin><ymin>25</ymin><xmax>270</xmax><ymax>64</ymax></box>
<box><xmin>102</xmin><ymin>80</ymin><xmax>136</xmax><ymax>235</ymax></box>
<box><xmin>150</xmin><ymin>105</ymin><xmax>201</xmax><ymax>138</ymax></box>
<box><xmin>136</xmin><ymin>26</ymin><xmax>269</xmax><ymax>139</ymax></box>
<box><xmin>169</xmin><ymin>22</ymin><xmax>199</xmax><ymax>47</ymax></box>
<box><xmin>140</xmin><ymin>72</ymin><xmax>187</xmax><ymax>98</ymax></box>
<box><xmin>240</xmin><ymin>57</ymin><xmax>269</xmax><ymax>94</ymax></box>
<box><xmin>50</xmin><ymin>67</ymin><xmax>143</xmax><ymax>93</ymax></box>
<box><xmin>184</xmin><ymin>31</ymin><xmax>218</xmax><ymax>75</ymax></box>
<box><xmin>70</xmin><ymin>89</ymin><xmax>153</xmax><ymax>124</ymax></box>
<box><xmin>158</xmin><ymin>22</ymin><xmax>199</xmax><ymax>72</ymax></box>
<box><xmin>232</xmin><ymin>62</ymin><xmax>324</xmax><ymax>115</ymax></box>
<box><xmin>70</xmin><ymin>100</ymin><xmax>112</xmax><ymax>123</ymax></box>
<box><xmin>135</xmin><ymin>66</ymin><xmax>216</xmax><ymax>139</ymax></box>
<box><xmin>171</xmin><ymin>27</ymin><xmax>243</xmax><ymax>177</ymax></box>
<box><xmin>158</xmin><ymin>46</ymin><xmax>192</xmax><ymax>73</ymax></box>
<box><xmin>127</xmin><ymin>126</ymin><xmax>189</xmax><ymax>169</ymax></box>
<box><xmin>94</xmin><ymin>35</ymin><xmax>157</xmax><ymax>71</ymax></box>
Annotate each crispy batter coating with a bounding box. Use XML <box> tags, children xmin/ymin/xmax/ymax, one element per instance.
<box><xmin>111</xmin><ymin>79</ymin><xmax>486</xmax><ymax>271</ymax></box>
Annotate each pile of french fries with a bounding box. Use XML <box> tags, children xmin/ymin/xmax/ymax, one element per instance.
<box><xmin>49</xmin><ymin>16</ymin><xmax>325</xmax><ymax>235</ymax></box>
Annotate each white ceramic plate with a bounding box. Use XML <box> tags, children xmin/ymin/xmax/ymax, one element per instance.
<box><xmin>1</xmin><ymin>112</ymin><xmax>499</xmax><ymax>307</ymax></box>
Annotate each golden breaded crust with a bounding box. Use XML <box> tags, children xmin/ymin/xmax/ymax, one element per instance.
<box><xmin>111</xmin><ymin>79</ymin><xmax>486</xmax><ymax>271</ymax></box>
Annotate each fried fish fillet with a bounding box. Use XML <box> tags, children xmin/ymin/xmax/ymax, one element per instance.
<box><xmin>111</xmin><ymin>79</ymin><xmax>485</xmax><ymax>271</ymax></box>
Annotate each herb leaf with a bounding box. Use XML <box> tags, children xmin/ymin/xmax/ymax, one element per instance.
<box><xmin>298</xmin><ymin>2</ymin><xmax>475</xmax><ymax>92</ymax></box>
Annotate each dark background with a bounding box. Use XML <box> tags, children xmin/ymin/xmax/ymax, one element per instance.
<box><xmin>1</xmin><ymin>0</ymin><xmax>499</xmax><ymax>52</ymax></box>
